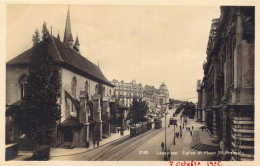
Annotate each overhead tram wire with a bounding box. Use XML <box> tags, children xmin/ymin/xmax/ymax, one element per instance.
<box><xmin>175</xmin><ymin>84</ymin><xmax>255</xmax><ymax>101</ymax></box>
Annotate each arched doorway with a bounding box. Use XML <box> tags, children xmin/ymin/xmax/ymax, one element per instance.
<box><xmin>64</xmin><ymin>129</ymin><xmax>73</xmax><ymax>142</ymax></box>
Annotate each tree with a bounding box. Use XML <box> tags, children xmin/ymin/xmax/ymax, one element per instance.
<box><xmin>181</xmin><ymin>102</ymin><xmax>196</xmax><ymax>118</ymax></box>
<box><xmin>32</xmin><ymin>29</ymin><xmax>40</xmax><ymax>45</ymax></box>
<box><xmin>21</xmin><ymin>22</ymin><xmax>61</xmax><ymax>146</ymax></box>
<box><xmin>42</xmin><ymin>22</ymin><xmax>50</xmax><ymax>40</ymax></box>
<box><xmin>129</xmin><ymin>97</ymin><xmax>148</xmax><ymax>124</ymax></box>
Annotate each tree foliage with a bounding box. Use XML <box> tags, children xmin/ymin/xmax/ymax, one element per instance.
<box><xmin>175</xmin><ymin>102</ymin><xmax>196</xmax><ymax>118</ymax></box>
<box><xmin>128</xmin><ymin>97</ymin><xmax>148</xmax><ymax>124</ymax></box>
<box><xmin>21</xmin><ymin>22</ymin><xmax>61</xmax><ymax>146</ymax></box>
<box><xmin>169</xmin><ymin>98</ymin><xmax>182</xmax><ymax>107</ymax></box>
<box><xmin>32</xmin><ymin>29</ymin><xmax>40</xmax><ymax>46</ymax></box>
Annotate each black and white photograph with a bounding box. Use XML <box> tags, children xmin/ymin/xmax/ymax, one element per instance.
<box><xmin>2</xmin><ymin>1</ymin><xmax>257</xmax><ymax>165</ymax></box>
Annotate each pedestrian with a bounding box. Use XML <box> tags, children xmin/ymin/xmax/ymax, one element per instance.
<box><xmin>202</xmin><ymin>126</ymin><xmax>204</xmax><ymax>131</ymax></box>
<box><xmin>180</xmin><ymin>131</ymin><xmax>182</xmax><ymax>138</ymax></box>
<box><xmin>97</xmin><ymin>141</ymin><xmax>99</xmax><ymax>148</ymax></box>
<box><xmin>93</xmin><ymin>141</ymin><xmax>96</xmax><ymax>148</ymax></box>
<box><xmin>161</xmin><ymin>141</ymin><xmax>165</xmax><ymax>151</ymax></box>
<box><xmin>179</xmin><ymin>125</ymin><xmax>181</xmax><ymax>130</ymax></box>
<box><xmin>189</xmin><ymin>127</ymin><xmax>190</xmax><ymax>132</ymax></box>
<box><xmin>168</xmin><ymin>149</ymin><xmax>171</xmax><ymax>160</ymax></box>
<box><xmin>192</xmin><ymin>126</ymin><xmax>194</xmax><ymax>130</ymax></box>
<box><xmin>190</xmin><ymin>131</ymin><xmax>192</xmax><ymax>136</ymax></box>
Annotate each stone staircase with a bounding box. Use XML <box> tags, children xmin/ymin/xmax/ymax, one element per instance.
<box><xmin>190</xmin><ymin>130</ymin><xmax>220</xmax><ymax>152</ymax></box>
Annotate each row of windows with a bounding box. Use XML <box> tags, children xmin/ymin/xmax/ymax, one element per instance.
<box><xmin>18</xmin><ymin>75</ymin><xmax>113</xmax><ymax>100</ymax></box>
<box><xmin>72</xmin><ymin>76</ymin><xmax>112</xmax><ymax>97</ymax></box>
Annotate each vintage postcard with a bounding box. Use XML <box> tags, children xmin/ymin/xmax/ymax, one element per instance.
<box><xmin>1</xmin><ymin>1</ymin><xmax>258</xmax><ymax>166</ymax></box>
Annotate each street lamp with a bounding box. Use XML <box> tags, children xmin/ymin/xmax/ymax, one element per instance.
<box><xmin>163</xmin><ymin>102</ymin><xmax>170</xmax><ymax>161</ymax></box>
<box><xmin>170</xmin><ymin>118</ymin><xmax>177</xmax><ymax>145</ymax></box>
<box><xmin>164</xmin><ymin>111</ymin><xmax>168</xmax><ymax>161</ymax></box>
<box><xmin>173</xmin><ymin>120</ymin><xmax>177</xmax><ymax>145</ymax></box>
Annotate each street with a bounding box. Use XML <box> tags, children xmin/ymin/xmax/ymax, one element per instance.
<box><xmin>50</xmin><ymin>109</ymin><xmax>215</xmax><ymax>161</ymax></box>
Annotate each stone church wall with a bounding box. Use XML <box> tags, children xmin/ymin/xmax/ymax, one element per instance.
<box><xmin>6</xmin><ymin>65</ymin><xmax>29</xmax><ymax>105</ymax></box>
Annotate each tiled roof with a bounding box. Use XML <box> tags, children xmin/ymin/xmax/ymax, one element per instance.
<box><xmin>7</xmin><ymin>36</ymin><xmax>114</xmax><ymax>87</ymax></box>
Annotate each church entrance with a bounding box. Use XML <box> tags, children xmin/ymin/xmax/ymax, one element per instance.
<box><xmin>64</xmin><ymin>129</ymin><xmax>73</xmax><ymax>142</ymax></box>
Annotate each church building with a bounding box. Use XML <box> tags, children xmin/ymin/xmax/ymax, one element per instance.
<box><xmin>6</xmin><ymin>6</ymin><xmax>115</xmax><ymax>148</ymax></box>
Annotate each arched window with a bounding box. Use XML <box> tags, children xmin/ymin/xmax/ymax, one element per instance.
<box><xmin>85</xmin><ymin>81</ymin><xmax>89</xmax><ymax>99</ymax></box>
<box><xmin>19</xmin><ymin>75</ymin><xmax>28</xmax><ymax>99</ymax></box>
<box><xmin>71</xmin><ymin>77</ymin><xmax>77</xmax><ymax>97</ymax></box>
<box><xmin>95</xmin><ymin>84</ymin><xmax>99</xmax><ymax>94</ymax></box>
<box><xmin>109</xmin><ymin>89</ymin><xmax>112</xmax><ymax>96</ymax></box>
<box><xmin>71</xmin><ymin>77</ymin><xmax>77</xmax><ymax>113</ymax></box>
<box><xmin>85</xmin><ymin>81</ymin><xmax>89</xmax><ymax>92</ymax></box>
<box><xmin>103</xmin><ymin>86</ymin><xmax>106</xmax><ymax>96</ymax></box>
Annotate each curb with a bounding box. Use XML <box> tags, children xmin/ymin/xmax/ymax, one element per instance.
<box><xmin>50</xmin><ymin>134</ymin><xmax>130</xmax><ymax>157</ymax></box>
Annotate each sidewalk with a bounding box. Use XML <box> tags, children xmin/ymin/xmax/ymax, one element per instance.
<box><xmin>51</xmin><ymin>129</ymin><xmax>130</xmax><ymax>157</ymax></box>
<box><xmin>185</xmin><ymin>118</ymin><xmax>219</xmax><ymax>152</ymax></box>
<box><xmin>167</xmin><ymin>118</ymin><xmax>218</xmax><ymax>161</ymax></box>
<box><xmin>14</xmin><ymin>129</ymin><xmax>130</xmax><ymax>160</ymax></box>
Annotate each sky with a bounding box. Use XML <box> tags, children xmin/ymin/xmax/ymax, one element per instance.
<box><xmin>6</xmin><ymin>4</ymin><xmax>220</xmax><ymax>102</ymax></box>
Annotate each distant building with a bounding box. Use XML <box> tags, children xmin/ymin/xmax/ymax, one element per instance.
<box><xmin>158</xmin><ymin>82</ymin><xmax>169</xmax><ymax>110</ymax></box>
<box><xmin>197</xmin><ymin>7</ymin><xmax>254</xmax><ymax>161</ymax></box>
<box><xmin>111</xmin><ymin>79</ymin><xmax>143</xmax><ymax>107</ymax></box>
<box><xmin>143</xmin><ymin>84</ymin><xmax>160</xmax><ymax>113</ymax></box>
<box><xmin>6</xmin><ymin>7</ymin><xmax>115</xmax><ymax>148</ymax></box>
<box><xmin>111</xmin><ymin>79</ymin><xmax>169</xmax><ymax>118</ymax></box>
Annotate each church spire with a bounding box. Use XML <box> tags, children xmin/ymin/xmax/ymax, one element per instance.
<box><xmin>63</xmin><ymin>5</ymin><xmax>73</xmax><ymax>45</ymax></box>
<box><xmin>74</xmin><ymin>35</ymin><xmax>80</xmax><ymax>53</ymax></box>
<box><xmin>75</xmin><ymin>35</ymin><xmax>80</xmax><ymax>45</ymax></box>
<box><xmin>57</xmin><ymin>31</ymin><xmax>60</xmax><ymax>41</ymax></box>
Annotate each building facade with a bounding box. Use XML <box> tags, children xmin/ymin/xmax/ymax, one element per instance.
<box><xmin>111</xmin><ymin>80</ymin><xmax>169</xmax><ymax>118</ymax></box>
<box><xmin>143</xmin><ymin>84</ymin><xmax>160</xmax><ymax>113</ymax></box>
<box><xmin>6</xmin><ymin>7</ymin><xmax>115</xmax><ymax>148</ymax></box>
<box><xmin>197</xmin><ymin>7</ymin><xmax>254</xmax><ymax>161</ymax></box>
<box><xmin>111</xmin><ymin>79</ymin><xmax>143</xmax><ymax>107</ymax></box>
<box><xmin>158</xmin><ymin>82</ymin><xmax>170</xmax><ymax>110</ymax></box>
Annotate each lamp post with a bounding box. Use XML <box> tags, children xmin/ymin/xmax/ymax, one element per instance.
<box><xmin>164</xmin><ymin>108</ymin><xmax>168</xmax><ymax>161</ymax></box>
<box><xmin>173</xmin><ymin>121</ymin><xmax>176</xmax><ymax>145</ymax></box>
<box><xmin>163</xmin><ymin>102</ymin><xmax>170</xmax><ymax>161</ymax></box>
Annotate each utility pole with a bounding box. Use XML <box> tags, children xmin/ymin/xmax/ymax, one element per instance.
<box><xmin>164</xmin><ymin>102</ymin><xmax>171</xmax><ymax>161</ymax></box>
<box><xmin>165</xmin><ymin>112</ymin><xmax>167</xmax><ymax>151</ymax></box>
<box><xmin>173</xmin><ymin>123</ymin><xmax>176</xmax><ymax>145</ymax></box>
<box><xmin>164</xmin><ymin>110</ymin><xmax>167</xmax><ymax>161</ymax></box>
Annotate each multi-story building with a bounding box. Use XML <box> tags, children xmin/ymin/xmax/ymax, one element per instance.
<box><xmin>159</xmin><ymin>82</ymin><xmax>170</xmax><ymax>110</ymax></box>
<box><xmin>197</xmin><ymin>6</ymin><xmax>254</xmax><ymax>161</ymax></box>
<box><xmin>111</xmin><ymin>79</ymin><xmax>143</xmax><ymax>107</ymax></box>
<box><xmin>6</xmin><ymin>7</ymin><xmax>115</xmax><ymax>148</ymax></box>
<box><xmin>143</xmin><ymin>85</ymin><xmax>160</xmax><ymax>113</ymax></box>
<box><xmin>111</xmin><ymin>80</ymin><xmax>169</xmax><ymax>114</ymax></box>
<box><xmin>143</xmin><ymin>83</ymin><xmax>169</xmax><ymax>117</ymax></box>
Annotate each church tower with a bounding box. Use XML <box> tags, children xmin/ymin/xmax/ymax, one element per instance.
<box><xmin>63</xmin><ymin>5</ymin><xmax>74</xmax><ymax>49</ymax></box>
